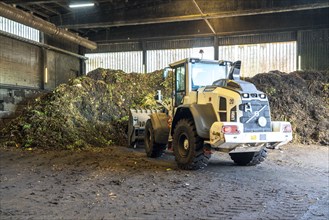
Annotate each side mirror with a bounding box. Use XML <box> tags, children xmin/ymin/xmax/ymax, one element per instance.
<box><xmin>154</xmin><ymin>90</ymin><xmax>162</xmax><ymax>102</ymax></box>
<box><xmin>163</xmin><ymin>67</ymin><xmax>172</xmax><ymax>79</ymax></box>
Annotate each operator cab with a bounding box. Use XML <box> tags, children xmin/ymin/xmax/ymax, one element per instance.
<box><xmin>169</xmin><ymin>58</ymin><xmax>232</xmax><ymax>106</ymax></box>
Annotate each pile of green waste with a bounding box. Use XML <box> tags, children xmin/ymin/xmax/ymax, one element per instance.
<box><xmin>0</xmin><ymin>69</ymin><xmax>172</xmax><ymax>149</ymax></box>
<box><xmin>248</xmin><ymin>70</ymin><xmax>329</xmax><ymax>145</ymax></box>
<box><xmin>0</xmin><ymin>68</ymin><xmax>327</xmax><ymax>149</ymax></box>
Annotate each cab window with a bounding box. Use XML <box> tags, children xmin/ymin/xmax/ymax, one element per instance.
<box><xmin>175</xmin><ymin>65</ymin><xmax>186</xmax><ymax>106</ymax></box>
<box><xmin>227</xmin><ymin>81</ymin><xmax>241</xmax><ymax>90</ymax></box>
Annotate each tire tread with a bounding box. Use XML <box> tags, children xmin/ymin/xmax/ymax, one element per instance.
<box><xmin>145</xmin><ymin>120</ymin><xmax>166</xmax><ymax>158</ymax></box>
<box><xmin>229</xmin><ymin>148</ymin><xmax>268</xmax><ymax>166</ymax></box>
<box><xmin>174</xmin><ymin>119</ymin><xmax>210</xmax><ymax>170</ymax></box>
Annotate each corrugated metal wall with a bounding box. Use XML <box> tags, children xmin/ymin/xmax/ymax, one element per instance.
<box><xmin>0</xmin><ymin>16</ymin><xmax>39</xmax><ymax>42</ymax></box>
<box><xmin>88</xmin><ymin>38</ymin><xmax>214</xmax><ymax>53</ymax></box>
<box><xmin>85</xmin><ymin>47</ymin><xmax>214</xmax><ymax>73</ymax></box>
<box><xmin>85</xmin><ymin>52</ymin><xmax>144</xmax><ymax>73</ymax></box>
<box><xmin>146</xmin><ymin>47</ymin><xmax>214</xmax><ymax>72</ymax></box>
<box><xmin>146</xmin><ymin>38</ymin><xmax>213</xmax><ymax>50</ymax></box>
<box><xmin>84</xmin><ymin>30</ymin><xmax>329</xmax><ymax>74</ymax></box>
<box><xmin>219</xmin><ymin>41</ymin><xmax>297</xmax><ymax>77</ymax></box>
<box><xmin>86</xmin><ymin>42</ymin><xmax>297</xmax><ymax>74</ymax></box>
<box><xmin>218</xmin><ymin>32</ymin><xmax>296</xmax><ymax>46</ymax></box>
<box><xmin>298</xmin><ymin>28</ymin><xmax>329</xmax><ymax>71</ymax></box>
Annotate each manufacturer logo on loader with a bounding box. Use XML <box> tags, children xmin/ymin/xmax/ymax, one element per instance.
<box><xmin>245</xmin><ymin>103</ymin><xmax>253</xmax><ymax>113</ymax></box>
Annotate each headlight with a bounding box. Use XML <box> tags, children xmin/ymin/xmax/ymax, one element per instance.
<box><xmin>259</xmin><ymin>94</ymin><xmax>266</xmax><ymax>99</ymax></box>
<box><xmin>258</xmin><ymin>116</ymin><xmax>267</xmax><ymax>127</ymax></box>
<box><xmin>242</xmin><ymin>93</ymin><xmax>249</xmax><ymax>98</ymax></box>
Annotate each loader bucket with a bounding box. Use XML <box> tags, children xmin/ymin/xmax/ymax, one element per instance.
<box><xmin>128</xmin><ymin>109</ymin><xmax>159</xmax><ymax>148</ymax></box>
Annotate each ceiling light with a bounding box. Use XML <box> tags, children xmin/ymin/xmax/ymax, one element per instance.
<box><xmin>69</xmin><ymin>3</ymin><xmax>95</xmax><ymax>8</ymax></box>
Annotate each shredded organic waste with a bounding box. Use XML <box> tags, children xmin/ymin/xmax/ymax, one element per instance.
<box><xmin>0</xmin><ymin>68</ymin><xmax>328</xmax><ymax>149</ymax></box>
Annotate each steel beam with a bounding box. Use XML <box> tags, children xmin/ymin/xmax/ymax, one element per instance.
<box><xmin>3</xmin><ymin>0</ymin><xmax>66</xmax><ymax>4</ymax></box>
<box><xmin>16</xmin><ymin>4</ymin><xmax>49</xmax><ymax>19</ymax></box>
<box><xmin>59</xmin><ymin>3</ymin><xmax>329</xmax><ymax>29</ymax></box>
<box><xmin>38</xmin><ymin>4</ymin><xmax>60</xmax><ymax>16</ymax></box>
<box><xmin>86</xmin><ymin>9</ymin><xmax>328</xmax><ymax>43</ymax></box>
<box><xmin>192</xmin><ymin>0</ymin><xmax>216</xmax><ymax>34</ymax></box>
<box><xmin>0</xmin><ymin>2</ymin><xmax>97</xmax><ymax>49</ymax></box>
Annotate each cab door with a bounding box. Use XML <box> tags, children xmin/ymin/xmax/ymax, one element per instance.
<box><xmin>174</xmin><ymin>64</ymin><xmax>186</xmax><ymax>107</ymax></box>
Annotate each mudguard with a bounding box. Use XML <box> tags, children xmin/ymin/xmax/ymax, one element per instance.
<box><xmin>150</xmin><ymin>113</ymin><xmax>170</xmax><ymax>144</ymax></box>
<box><xmin>173</xmin><ymin>104</ymin><xmax>217</xmax><ymax>139</ymax></box>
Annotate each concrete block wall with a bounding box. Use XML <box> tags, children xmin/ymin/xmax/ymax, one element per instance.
<box><xmin>0</xmin><ymin>88</ymin><xmax>48</xmax><ymax>128</ymax></box>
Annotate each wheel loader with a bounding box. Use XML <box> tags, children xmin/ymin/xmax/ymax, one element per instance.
<box><xmin>128</xmin><ymin>58</ymin><xmax>292</xmax><ymax>170</ymax></box>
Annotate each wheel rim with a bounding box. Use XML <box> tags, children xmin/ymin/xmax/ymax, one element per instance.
<box><xmin>183</xmin><ymin>139</ymin><xmax>189</xmax><ymax>150</ymax></box>
<box><xmin>178</xmin><ymin>133</ymin><xmax>189</xmax><ymax>157</ymax></box>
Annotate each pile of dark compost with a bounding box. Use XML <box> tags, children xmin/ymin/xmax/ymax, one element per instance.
<box><xmin>247</xmin><ymin>70</ymin><xmax>329</xmax><ymax>145</ymax></box>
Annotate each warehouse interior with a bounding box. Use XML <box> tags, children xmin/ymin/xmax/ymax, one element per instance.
<box><xmin>1</xmin><ymin>1</ymin><xmax>328</xmax><ymax>104</ymax></box>
<box><xmin>0</xmin><ymin>0</ymin><xmax>328</xmax><ymax>117</ymax></box>
<box><xmin>0</xmin><ymin>1</ymin><xmax>329</xmax><ymax>219</ymax></box>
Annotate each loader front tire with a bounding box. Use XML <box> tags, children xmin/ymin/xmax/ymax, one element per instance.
<box><xmin>144</xmin><ymin>120</ymin><xmax>165</xmax><ymax>158</ymax></box>
<box><xmin>229</xmin><ymin>148</ymin><xmax>268</xmax><ymax>166</ymax></box>
<box><xmin>173</xmin><ymin>119</ymin><xmax>210</xmax><ymax>170</ymax></box>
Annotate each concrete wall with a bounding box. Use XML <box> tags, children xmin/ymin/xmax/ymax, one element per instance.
<box><xmin>0</xmin><ymin>34</ymin><xmax>81</xmax><ymax>127</ymax></box>
<box><xmin>0</xmin><ymin>35</ymin><xmax>81</xmax><ymax>89</ymax></box>
<box><xmin>45</xmin><ymin>50</ymin><xmax>80</xmax><ymax>90</ymax></box>
<box><xmin>0</xmin><ymin>35</ymin><xmax>42</xmax><ymax>88</ymax></box>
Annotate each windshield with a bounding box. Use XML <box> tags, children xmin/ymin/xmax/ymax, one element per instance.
<box><xmin>191</xmin><ymin>62</ymin><xmax>229</xmax><ymax>90</ymax></box>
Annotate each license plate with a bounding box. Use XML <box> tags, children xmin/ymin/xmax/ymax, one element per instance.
<box><xmin>260</xmin><ymin>134</ymin><xmax>266</xmax><ymax>140</ymax></box>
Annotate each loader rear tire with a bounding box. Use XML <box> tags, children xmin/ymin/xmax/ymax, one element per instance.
<box><xmin>173</xmin><ymin>119</ymin><xmax>210</xmax><ymax>170</ymax></box>
<box><xmin>144</xmin><ymin>120</ymin><xmax>166</xmax><ymax>158</ymax></box>
<box><xmin>229</xmin><ymin>148</ymin><xmax>268</xmax><ymax>166</ymax></box>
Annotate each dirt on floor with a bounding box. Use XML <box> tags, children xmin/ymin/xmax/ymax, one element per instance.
<box><xmin>0</xmin><ymin>144</ymin><xmax>328</xmax><ymax>219</ymax></box>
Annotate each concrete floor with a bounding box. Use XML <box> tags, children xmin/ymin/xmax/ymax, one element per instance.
<box><xmin>0</xmin><ymin>144</ymin><xmax>328</xmax><ymax>219</ymax></box>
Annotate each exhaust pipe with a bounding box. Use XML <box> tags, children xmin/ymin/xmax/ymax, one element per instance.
<box><xmin>0</xmin><ymin>2</ymin><xmax>97</xmax><ymax>50</ymax></box>
<box><xmin>228</xmin><ymin>60</ymin><xmax>241</xmax><ymax>81</ymax></box>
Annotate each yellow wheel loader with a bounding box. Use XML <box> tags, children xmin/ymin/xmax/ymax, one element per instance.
<box><xmin>128</xmin><ymin>58</ymin><xmax>292</xmax><ymax>170</ymax></box>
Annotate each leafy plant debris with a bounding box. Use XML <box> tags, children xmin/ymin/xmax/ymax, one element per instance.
<box><xmin>0</xmin><ymin>68</ymin><xmax>327</xmax><ymax>149</ymax></box>
<box><xmin>0</xmin><ymin>69</ymin><xmax>172</xmax><ymax>149</ymax></box>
